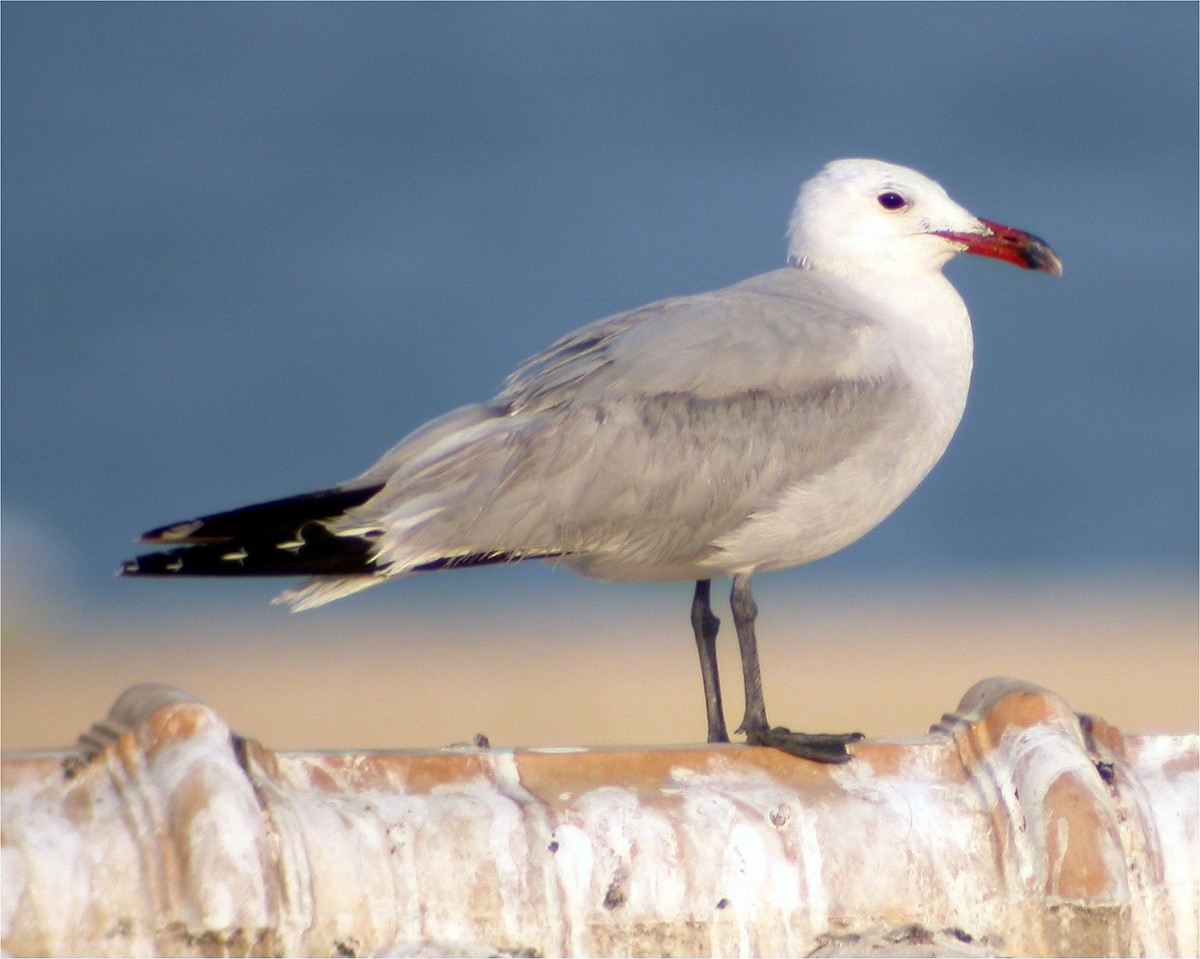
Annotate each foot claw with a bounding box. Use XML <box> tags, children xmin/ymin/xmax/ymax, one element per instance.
<box><xmin>744</xmin><ymin>726</ymin><xmax>864</xmax><ymax>763</ymax></box>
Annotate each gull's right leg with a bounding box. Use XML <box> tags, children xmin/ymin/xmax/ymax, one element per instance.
<box><xmin>691</xmin><ymin>579</ymin><xmax>729</xmax><ymax>744</ymax></box>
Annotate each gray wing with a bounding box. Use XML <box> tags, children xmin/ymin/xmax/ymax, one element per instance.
<box><xmin>282</xmin><ymin>267</ymin><xmax>913</xmax><ymax>605</ymax></box>
<box><xmin>498</xmin><ymin>268</ymin><xmax>896</xmax><ymax>410</ymax></box>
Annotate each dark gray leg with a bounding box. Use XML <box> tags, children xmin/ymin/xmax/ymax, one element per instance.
<box><xmin>730</xmin><ymin>574</ymin><xmax>769</xmax><ymax>734</ymax></box>
<box><xmin>691</xmin><ymin>579</ymin><xmax>729</xmax><ymax>743</ymax></box>
<box><xmin>730</xmin><ymin>574</ymin><xmax>863</xmax><ymax>763</ymax></box>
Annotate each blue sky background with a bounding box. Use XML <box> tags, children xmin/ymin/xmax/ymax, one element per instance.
<box><xmin>3</xmin><ymin>3</ymin><xmax>1197</xmax><ymax>628</ymax></box>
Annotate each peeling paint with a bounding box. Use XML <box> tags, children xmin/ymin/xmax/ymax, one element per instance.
<box><xmin>2</xmin><ymin>678</ymin><xmax>1196</xmax><ymax>958</ymax></box>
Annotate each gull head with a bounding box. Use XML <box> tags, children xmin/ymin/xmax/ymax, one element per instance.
<box><xmin>787</xmin><ymin>158</ymin><xmax>1062</xmax><ymax>278</ymax></box>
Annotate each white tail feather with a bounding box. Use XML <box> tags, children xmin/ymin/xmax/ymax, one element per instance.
<box><xmin>274</xmin><ymin>574</ymin><xmax>387</xmax><ymax>612</ymax></box>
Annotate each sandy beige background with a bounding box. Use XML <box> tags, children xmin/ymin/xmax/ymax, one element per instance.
<box><xmin>3</xmin><ymin>576</ymin><xmax>1196</xmax><ymax>754</ymax></box>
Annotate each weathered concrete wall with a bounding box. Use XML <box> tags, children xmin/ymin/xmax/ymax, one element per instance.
<box><xmin>2</xmin><ymin>678</ymin><xmax>1196</xmax><ymax>957</ymax></box>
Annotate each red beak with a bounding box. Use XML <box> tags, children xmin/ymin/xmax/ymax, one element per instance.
<box><xmin>936</xmin><ymin>219</ymin><xmax>1063</xmax><ymax>276</ymax></box>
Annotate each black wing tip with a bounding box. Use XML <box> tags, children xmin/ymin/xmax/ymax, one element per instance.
<box><xmin>121</xmin><ymin>545</ymin><xmax>566</xmax><ymax>579</ymax></box>
<box><xmin>121</xmin><ymin>551</ymin><xmax>206</xmax><ymax>576</ymax></box>
<box><xmin>124</xmin><ymin>483</ymin><xmax>389</xmax><ymax>575</ymax></box>
<box><xmin>135</xmin><ymin>484</ymin><xmax>386</xmax><ymax>545</ymax></box>
<box><xmin>121</xmin><ymin>532</ymin><xmax>383</xmax><ymax>578</ymax></box>
<box><xmin>139</xmin><ymin>519</ymin><xmax>208</xmax><ymax>544</ymax></box>
<box><xmin>120</xmin><ymin>556</ymin><xmax>184</xmax><ymax>577</ymax></box>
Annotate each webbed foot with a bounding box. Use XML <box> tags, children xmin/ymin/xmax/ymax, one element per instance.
<box><xmin>743</xmin><ymin>725</ymin><xmax>864</xmax><ymax>763</ymax></box>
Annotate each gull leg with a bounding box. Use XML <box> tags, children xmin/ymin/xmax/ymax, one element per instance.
<box><xmin>730</xmin><ymin>574</ymin><xmax>863</xmax><ymax>763</ymax></box>
<box><xmin>691</xmin><ymin>579</ymin><xmax>729</xmax><ymax>743</ymax></box>
<box><xmin>730</xmin><ymin>573</ymin><xmax>769</xmax><ymax>734</ymax></box>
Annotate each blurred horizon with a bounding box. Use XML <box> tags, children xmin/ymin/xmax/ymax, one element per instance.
<box><xmin>4</xmin><ymin>571</ymin><xmax>1196</xmax><ymax>753</ymax></box>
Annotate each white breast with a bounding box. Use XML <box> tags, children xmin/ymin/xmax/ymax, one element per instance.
<box><xmin>701</xmin><ymin>273</ymin><xmax>974</xmax><ymax>576</ymax></box>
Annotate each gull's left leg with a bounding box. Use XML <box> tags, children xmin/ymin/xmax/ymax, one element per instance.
<box><xmin>730</xmin><ymin>574</ymin><xmax>863</xmax><ymax>763</ymax></box>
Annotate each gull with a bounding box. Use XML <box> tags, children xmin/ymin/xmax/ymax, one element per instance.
<box><xmin>123</xmin><ymin>158</ymin><xmax>1062</xmax><ymax>762</ymax></box>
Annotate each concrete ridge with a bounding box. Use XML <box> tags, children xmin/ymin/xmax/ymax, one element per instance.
<box><xmin>2</xmin><ymin>679</ymin><xmax>1196</xmax><ymax>957</ymax></box>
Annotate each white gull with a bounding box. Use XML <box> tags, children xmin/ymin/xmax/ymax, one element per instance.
<box><xmin>124</xmin><ymin>158</ymin><xmax>1062</xmax><ymax>761</ymax></box>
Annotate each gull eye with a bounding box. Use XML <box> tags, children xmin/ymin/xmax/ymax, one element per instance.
<box><xmin>877</xmin><ymin>191</ymin><xmax>908</xmax><ymax>211</ymax></box>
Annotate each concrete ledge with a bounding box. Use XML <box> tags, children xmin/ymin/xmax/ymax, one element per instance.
<box><xmin>2</xmin><ymin>678</ymin><xmax>1196</xmax><ymax>957</ymax></box>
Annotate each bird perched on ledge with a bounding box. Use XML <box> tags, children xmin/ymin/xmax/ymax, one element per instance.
<box><xmin>124</xmin><ymin>158</ymin><xmax>1062</xmax><ymax>762</ymax></box>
